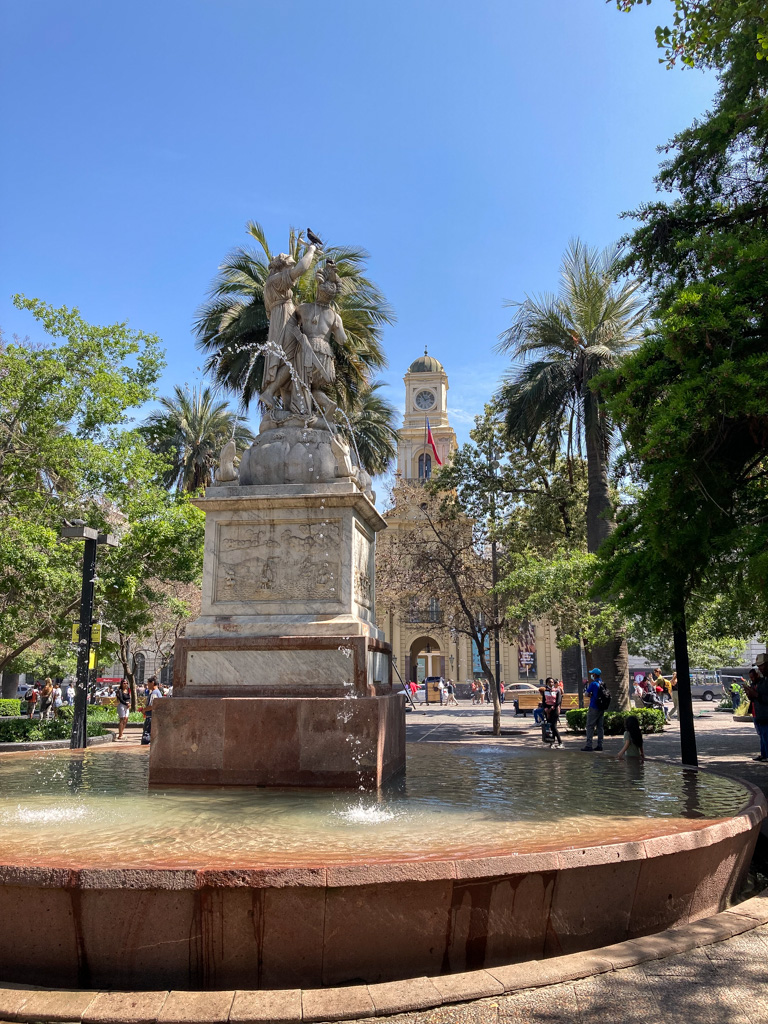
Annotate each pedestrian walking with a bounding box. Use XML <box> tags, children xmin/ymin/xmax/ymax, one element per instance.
<box><xmin>446</xmin><ymin>680</ymin><xmax>458</xmax><ymax>706</ymax></box>
<box><xmin>543</xmin><ymin>677</ymin><xmax>563</xmax><ymax>747</ymax></box>
<box><xmin>26</xmin><ymin>683</ymin><xmax>39</xmax><ymax>719</ymax></box>
<box><xmin>66</xmin><ymin>683</ymin><xmax>75</xmax><ymax>705</ymax></box>
<box><xmin>582</xmin><ymin>667</ymin><xmax>610</xmax><ymax>752</ymax></box>
<box><xmin>669</xmin><ymin>672</ymin><xmax>679</xmax><ymax>719</ymax></box>
<box><xmin>116</xmin><ymin>679</ymin><xmax>131</xmax><ymax>740</ymax></box>
<box><xmin>745</xmin><ymin>668</ymin><xmax>768</xmax><ymax>762</ymax></box>
<box><xmin>141</xmin><ymin>677</ymin><xmax>163</xmax><ymax>745</ymax></box>
<box><xmin>499</xmin><ymin>681</ymin><xmax>505</xmax><ymax>705</ymax></box>
<box><xmin>52</xmin><ymin>682</ymin><xmax>63</xmax><ymax>715</ymax></box>
<box><xmin>729</xmin><ymin>679</ymin><xmax>742</xmax><ymax>712</ymax></box>
<box><xmin>39</xmin><ymin>679</ymin><xmax>54</xmax><ymax>721</ymax></box>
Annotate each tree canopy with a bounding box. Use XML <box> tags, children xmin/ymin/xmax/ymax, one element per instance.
<box><xmin>141</xmin><ymin>385</ymin><xmax>255</xmax><ymax>492</ymax></box>
<box><xmin>613</xmin><ymin>0</ymin><xmax>768</xmax><ymax>68</ymax></box>
<box><xmin>0</xmin><ymin>299</ymin><xmax>204</xmax><ymax>679</ymax></box>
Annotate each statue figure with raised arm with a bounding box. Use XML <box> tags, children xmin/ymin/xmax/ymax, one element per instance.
<box><xmin>286</xmin><ymin>259</ymin><xmax>346</xmax><ymax>419</ymax></box>
<box><xmin>259</xmin><ymin>237</ymin><xmax>316</xmax><ymax>411</ymax></box>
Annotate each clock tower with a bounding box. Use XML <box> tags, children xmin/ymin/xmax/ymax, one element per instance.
<box><xmin>396</xmin><ymin>348</ymin><xmax>457</xmax><ymax>480</ymax></box>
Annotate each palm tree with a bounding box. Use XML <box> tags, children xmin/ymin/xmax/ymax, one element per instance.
<box><xmin>142</xmin><ymin>386</ymin><xmax>255</xmax><ymax>492</ymax></box>
<box><xmin>193</xmin><ymin>221</ymin><xmax>398</xmax><ymax>475</ymax></box>
<box><xmin>495</xmin><ymin>239</ymin><xmax>646</xmax><ymax>706</ymax></box>
<box><xmin>340</xmin><ymin>380</ymin><xmax>399</xmax><ymax>476</ymax></box>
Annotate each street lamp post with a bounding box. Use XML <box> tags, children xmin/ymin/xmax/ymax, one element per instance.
<box><xmin>487</xmin><ymin>436</ymin><xmax>502</xmax><ymax>700</ymax></box>
<box><xmin>61</xmin><ymin>525</ymin><xmax>118</xmax><ymax>749</ymax></box>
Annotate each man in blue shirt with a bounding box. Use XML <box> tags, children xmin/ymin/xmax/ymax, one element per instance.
<box><xmin>582</xmin><ymin>667</ymin><xmax>605</xmax><ymax>752</ymax></box>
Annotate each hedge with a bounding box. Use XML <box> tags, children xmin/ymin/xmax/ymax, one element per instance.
<box><xmin>564</xmin><ymin>708</ymin><xmax>665</xmax><ymax>735</ymax></box>
<box><xmin>0</xmin><ymin>718</ymin><xmax>107</xmax><ymax>743</ymax></box>
<box><xmin>0</xmin><ymin>699</ymin><xmax>21</xmax><ymax>717</ymax></box>
<box><xmin>56</xmin><ymin>704</ymin><xmax>143</xmax><ymax>724</ymax></box>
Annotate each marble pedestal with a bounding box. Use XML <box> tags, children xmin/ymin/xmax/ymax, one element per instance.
<box><xmin>148</xmin><ymin>692</ymin><xmax>405</xmax><ymax>788</ymax></box>
<box><xmin>148</xmin><ymin>482</ymin><xmax>405</xmax><ymax>789</ymax></box>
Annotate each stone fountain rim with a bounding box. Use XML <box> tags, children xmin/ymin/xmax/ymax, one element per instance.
<box><xmin>0</xmin><ymin>769</ymin><xmax>763</xmax><ymax>890</ymax></box>
<box><xmin>0</xmin><ymin>887</ymin><xmax>765</xmax><ymax>1023</ymax></box>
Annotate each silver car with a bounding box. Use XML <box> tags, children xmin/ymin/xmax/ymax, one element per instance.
<box><xmin>690</xmin><ymin>680</ymin><xmax>724</xmax><ymax>702</ymax></box>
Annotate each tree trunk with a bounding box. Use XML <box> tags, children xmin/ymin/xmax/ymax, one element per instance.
<box><xmin>477</xmin><ymin>643</ymin><xmax>501</xmax><ymax>735</ymax></box>
<box><xmin>117</xmin><ymin>634</ymin><xmax>137</xmax><ymax>713</ymax></box>
<box><xmin>584</xmin><ymin>394</ymin><xmax>630</xmax><ymax>709</ymax></box>
<box><xmin>584</xmin><ymin>402</ymin><xmax>613</xmax><ymax>554</ymax></box>
<box><xmin>591</xmin><ymin>635</ymin><xmax>631</xmax><ymax>712</ymax></box>
<box><xmin>673</xmin><ymin>599</ymin><xmax>698</xmax><ymax>767</ymax></box>
<box><xmin>560</xmin><ymin>644</ymin><xmax>581</xmax><ymax>694</ymax></box>
<box><xmin>2</xmin><ymin>672</ymin><xmax>20</xmax><ymax>699</ymax></box>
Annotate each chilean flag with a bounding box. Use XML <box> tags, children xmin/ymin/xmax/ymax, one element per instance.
<box><xmin>426</xmin><ymin>419</ymin><xmax>443</xmax><ymax>466</ymax></box>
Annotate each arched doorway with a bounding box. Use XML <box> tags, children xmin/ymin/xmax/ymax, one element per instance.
<box><xmin>408</xmin><ymin>636</ymin><xmax>443</xmax><ymax>682</ymax></box>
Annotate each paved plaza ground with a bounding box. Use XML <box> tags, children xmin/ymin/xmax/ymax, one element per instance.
<box><xmin>404</xmin><ymin>697</ymin><xmax>768</xmax><ymax>806</ymax></box>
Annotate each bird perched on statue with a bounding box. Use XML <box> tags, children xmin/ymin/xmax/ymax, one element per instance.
<box><xmin>306</xmin><ymin>228</ymin><xmax>324</xmax><ymax>249</ymax></box>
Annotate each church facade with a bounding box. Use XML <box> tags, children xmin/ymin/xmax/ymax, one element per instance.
<box><xmin>377</xmin><ymin>351</ymin><xmax>563</xmax><ymax>690</ymax></box>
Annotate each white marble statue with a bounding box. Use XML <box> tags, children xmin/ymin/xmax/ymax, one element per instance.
<box><xmin>330</xmin><ymin>433</ymin><xmax>354</xmax><ymax>479</ymax></box>
<box><xmin>286</xmin><ymin>260</ymin><xmax>346</xmax><ymax>419</ymax></box>
<box><xmin>259</xmin><ymin>239</ymin><xmax>317</xmax><ymax>411</ymax></box>
<box><xmin>215</xmin><ymin>439</ymin><xmax>239</xmax><ymax>483</ymax></box>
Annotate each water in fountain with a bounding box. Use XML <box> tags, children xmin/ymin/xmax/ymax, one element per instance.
<box><xmin>0</xmin><ymin>744</ymin><xmax>749</xmax><ymax>871</ymax></box>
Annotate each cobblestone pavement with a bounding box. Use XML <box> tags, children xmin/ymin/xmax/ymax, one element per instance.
<box><xmin>338</xmin><ymin>922</ymin><xmax>768</xmax><ymax>1024</ymax></box>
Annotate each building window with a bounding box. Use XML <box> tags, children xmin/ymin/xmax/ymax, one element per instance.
<box><xmin>160</xmin><ymin>654</ymin><xmax>174</xmax><ymax>689</ymax></box>
<box><xmin>418</xmin><ymin>453</ymin><xmax>432</xmax><ymax>480</ymax></box>
<box><xmin>429</xmin><ymin>597</ymin><xmax>440</xmax><ymax>622</ymax></box>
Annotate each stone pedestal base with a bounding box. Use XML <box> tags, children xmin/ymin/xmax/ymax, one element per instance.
<box><xmin>148</xmin><ymin>693</ymin><xmax>406</xmax><ymax>789</ymax></box>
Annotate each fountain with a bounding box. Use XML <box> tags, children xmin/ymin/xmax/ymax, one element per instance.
<box><xmin>148</xmin><ymin>246</ymin><xmax>403</xmax><ymax>790</ymax></box>
<box><xmin>0</xmin><ymin>242</ymin><xmax>764</xmax><ymax>999</ymax></box>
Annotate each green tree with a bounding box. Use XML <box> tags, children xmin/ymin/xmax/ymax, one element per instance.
<box><xmin>613</xmin><ymin>0</ymin><xmax>768</xmax><ymax>68</ymax></box>
<box><xmin>594</xmin><ymin>19</ymin><xmax>768</xmax><ymax>762</ymax></box>
<box><xmin>194</xmin><ymin>221</ymin><xmax>398</xmax><ymax>475</ymax></box>
<box><xmin>97</xmin><ymin>490</ymin><xmax>204</xmax><ymax>709</ymax></box>
<box><xmin>495</xmin><ymin>240</ymin><xmax>646</xmax><ymax>708</ymax></box>
<box><xmin>0</xmin><ymin>299</ymin><xmax>165</xmax><ymax>676</ymax></box>
<box><xmin>340</xmin><ymin>380</ymin><xmax>399</xmax><ymax>477</ymax></box>
<box><xmin>141</xmin><ymin>385</ymin><xmax>255</xmax><ymax>492</ymax></box>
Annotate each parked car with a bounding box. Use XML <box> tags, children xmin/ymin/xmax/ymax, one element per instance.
<box><xmin>504</xmin><ymin>682</ymin><xmax>540</xmax><ymax>694</ymax></box>
<box><xmin>690</xmin><ymin>681</ymin><xmax>723</xmax><ymax>702</ymax></box>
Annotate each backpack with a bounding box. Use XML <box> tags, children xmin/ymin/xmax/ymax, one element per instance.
<box><xmin>596</xmin><ymin>682</ymin><xmax>611</xmax><ymax>712</ymax></box>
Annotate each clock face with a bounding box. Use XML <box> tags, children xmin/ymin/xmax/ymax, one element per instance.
<box><xmin>415</xmin><ymin>389</ymin><xmax>435</xmax><ymax>410</ymax></box>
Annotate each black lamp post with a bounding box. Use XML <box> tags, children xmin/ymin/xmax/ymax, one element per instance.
<box><xmin>61</xmin><ymin>524</ymin><xmax>118</xmax><ymax>749</ymax></box>
<box><xmin>487</xmin><ymin>436</ymin><xmax>502</xmax><ymax>700</ymax></box>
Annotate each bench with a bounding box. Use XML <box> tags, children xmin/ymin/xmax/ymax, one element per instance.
<box><xmin>513</xmin><ymin>692</ymin><xmax>580</xmax><ymax>716</ymax></box>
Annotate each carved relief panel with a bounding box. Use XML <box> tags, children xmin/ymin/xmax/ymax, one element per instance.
<box><xmin>214</xmin><ymin>519</ymin><xmax>342</xmax><ymax>605</ymax></box>
<box><xmin>353</xmin><ymin>520</ymin><xmax>374</xmax><ymax>612</ymax></box>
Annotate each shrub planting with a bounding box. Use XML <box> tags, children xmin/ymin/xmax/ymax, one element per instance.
<box><xmin>565</xmin><ymin>708</ymin><xmax>664</xmax><ymax>735</ymax></box>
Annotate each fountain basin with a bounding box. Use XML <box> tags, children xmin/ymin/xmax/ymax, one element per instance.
<box><xmin>0</xmin><ymin>744</ymin><xmax>763</xmax><ymax>990</ymax></box>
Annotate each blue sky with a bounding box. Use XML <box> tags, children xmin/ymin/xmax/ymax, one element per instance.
<box><xmin>0</xmin><ymin>0</ymin><xmax>714</xmax><ymax>445</ymax></box>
